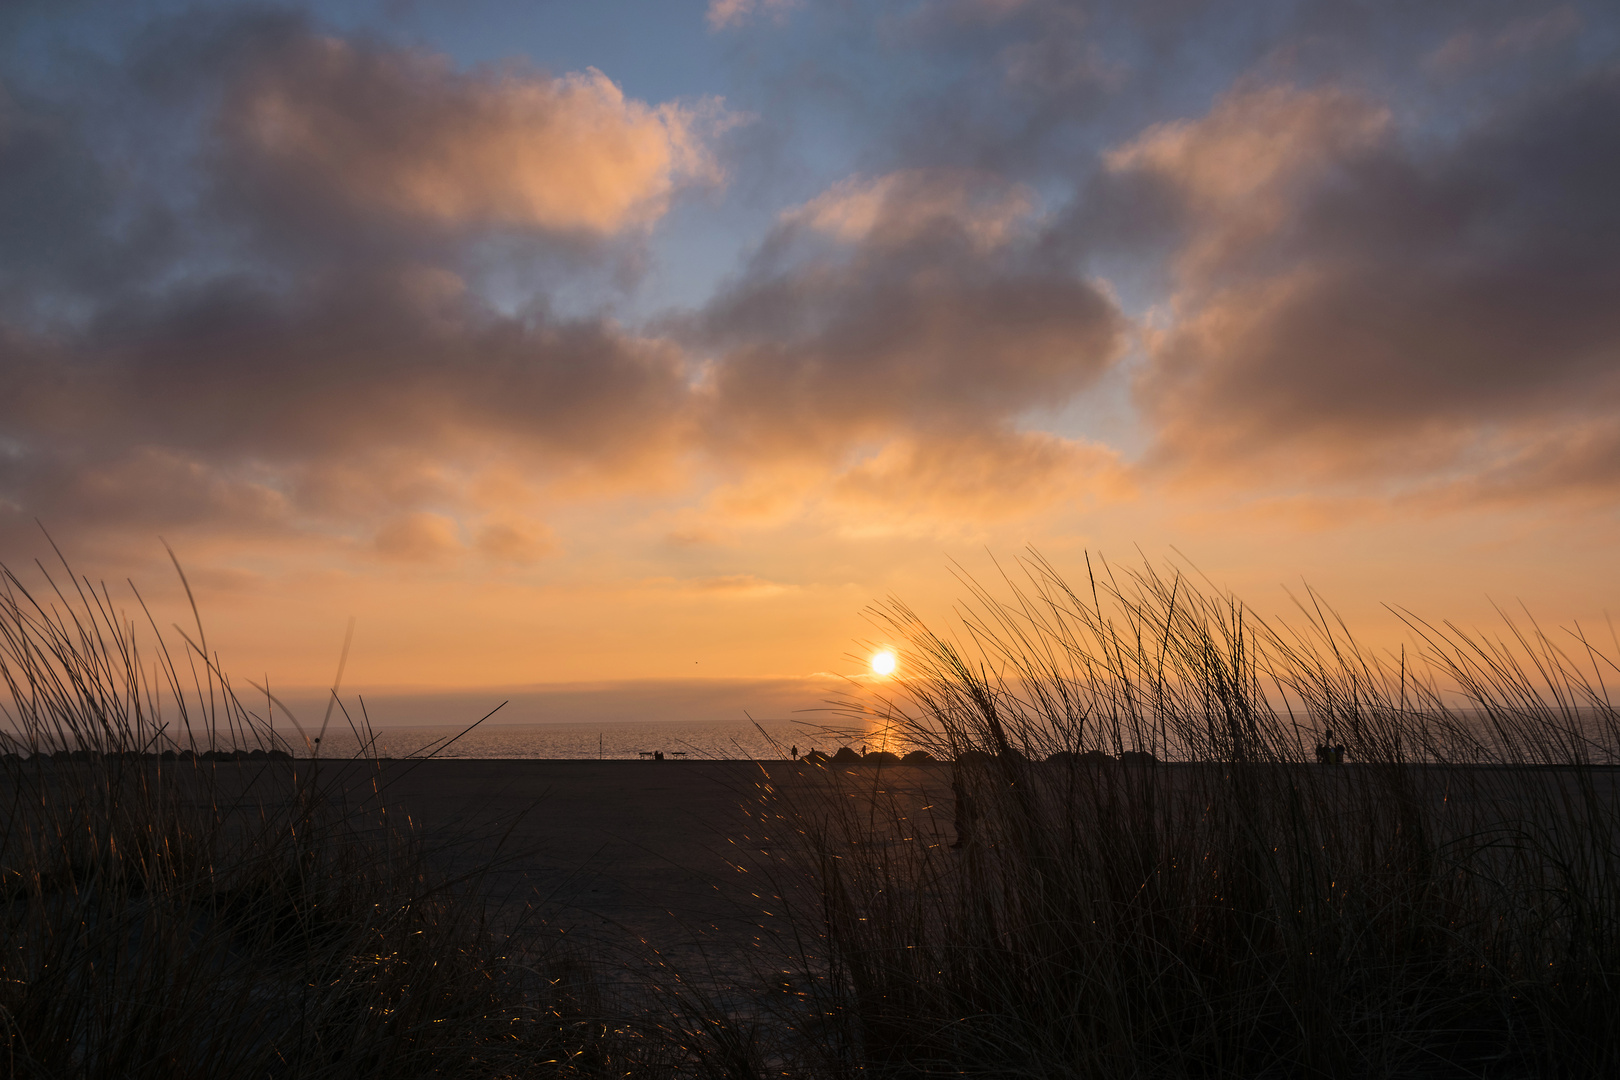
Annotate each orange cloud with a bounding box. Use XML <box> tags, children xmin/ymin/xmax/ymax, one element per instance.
<box><xmin>1106</xmin><ymin>85</ymin><xmax>1389</xmax><ymax>282</ymax></box>
<box><xmin>473</xmin><ymin>518</ymin><xmax>558</xmax><ymax>565</ymax></box>
<box><xmin>226</xmin><ymin>37</ymin><xmax>723</xmax><ymax>233</ymax></box>
<box><xmin>781</xmin><ymin>169</ymin><xmax>1038</xmax><ymax>251</ymax></box>
<box><xmin>644</xmin><ymin>573</ymin><xmax>795</xmax><ymax>598</ymax></box>
<box><xmin>374</xmin><ymin>512</ymin><xmax>461</xmax><ymax>562</ymax></box>
<box><xmin>830</xmin><ymin>431</ymin><xmax>1130</xmax><ymax>522</ymax></box>
<box><xmin>1415</xmin><ymin>417</ymin><xmax>1620</xmax><ymax>510</ymax></box>
<box><xmin>680</xmin><ymin>428</ymin><xmax>1130</xmax><ymax>543</ymax></box>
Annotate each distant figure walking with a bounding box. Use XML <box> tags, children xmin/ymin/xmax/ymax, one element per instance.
<box><xmin>950</xmin><ymin>766</ymin><xmax>978</xmax><ymax>849</ymax></box>
<box><xmin>1315</xmin><ymin>728</ymin><xmax>1346</xmax><ymax>765</ymax></box>
<box><xmin>791</xmin><ymin>745</ymin><xmax>798</xmax><ymax>760</ymax></box>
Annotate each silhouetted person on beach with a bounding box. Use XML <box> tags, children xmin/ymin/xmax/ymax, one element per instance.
<box><xmin>1315</xmin><ymin>728</ymin><xmax>1347</xmax><ymax>764</ymax></box>
<box><xmin>791</xmin><ymin>745</ymin><xmax>798</xmax><ymax>760</ymax></box>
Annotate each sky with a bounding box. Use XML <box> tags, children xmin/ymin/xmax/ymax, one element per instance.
<box><xmin>1</xmin><ymin>0</ymin><xmax>1617</xmax><ymax>725</ymax></box>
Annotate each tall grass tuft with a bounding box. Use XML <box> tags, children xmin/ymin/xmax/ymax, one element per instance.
<box><xmin>787</xmin><ymin>553</ymin><xmax>1620</xmax><ymax>1078</ymax></box>
<box><xmin>0</xmin><ymin>554</ymin><xmax>655</xmax><ymax>1078</ymax></box>
<box><xmin>9</xmin><ymin>543</ymin><xmax>1615</xmax><ymax>1078</ymax></box>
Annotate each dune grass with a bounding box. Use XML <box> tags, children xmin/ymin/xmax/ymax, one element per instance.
<box><xmin>4</xmin><ymin>546</ymin><xmax>1618</xmax><ymax>1078</ymax></box>
<box><xmin>775</xmin><ymin>553</ymin><xmax>1620</xmax><ymax>1078</ymax></box>
<box><xmin>0</xmin><ymin>554</ymin><xmax>733</xmax><ymax>1078</ymax></box>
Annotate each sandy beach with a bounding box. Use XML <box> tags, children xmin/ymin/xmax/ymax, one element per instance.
<box><xmin>8</xmin><ymin>749</ymin><xmax>1618</xmax><ymax>1073</ymax></box>
<box><xmin>230</xmin><ymin>758</ymin><xmax>962</xmax><ymax>985</ymax></box>
<box><xmin>279</xmin><ymin>757</ymin><xmax>1620</xmax><ymax>982</ymax></box>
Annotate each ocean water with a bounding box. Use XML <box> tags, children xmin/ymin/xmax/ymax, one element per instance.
<box><xmin>301</xmin><ymin>717</ymin><xmax>902</xmax><ymax>761</ymax></box>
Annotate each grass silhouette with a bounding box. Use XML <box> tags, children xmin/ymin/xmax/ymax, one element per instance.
<box><xmin>2</xmin><ymin>546</ymin><xmax>1616</xmax><ymax>1077</ymax></box>
<box><xmin>0</xmin><ymin>550</ymin><xmax>706</xmax><ymax>1078</ymax></box>
<box><xmin>772</xmin><ymin>552</ymin><xmax>1620</xmax><ymax>1077</ymax></box>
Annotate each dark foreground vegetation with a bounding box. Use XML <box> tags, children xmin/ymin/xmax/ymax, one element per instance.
<box><xmin>2</xmin><ymin>549</ymin><xmax>1617</xmax><ymax>1077</ymax></box>
<box><xmin>0</xmin><ymin>557</ymin><xmax>749</xmax><ymax>1079</ymax></box>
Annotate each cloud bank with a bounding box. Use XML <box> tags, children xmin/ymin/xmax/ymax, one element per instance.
<box><xmin>1</xmin><ymin>0</ymin><xmax>1617</xmax><ymax>582</ymax></box>
<box><xmin>1119</xmin><ymin>75</ymin><xmax>1620</xmax><ymax>497</ymax></box>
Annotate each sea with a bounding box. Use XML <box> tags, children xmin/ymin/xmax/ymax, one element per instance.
<box><xmin>301</xmin><ymin>717</ymin><xmax>904</xmax><ymax>761</ymax></box>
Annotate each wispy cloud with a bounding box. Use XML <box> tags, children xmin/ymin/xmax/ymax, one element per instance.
<box><xmin>706</xmin><ymin>0</ymin><xmax>798</xmax><ymax>31</ymax></box>
<box><xmin>1425</xmin><ymin>6</ymin><xmax>1582</xmax><ymax>75</ymax></box>
<box><xmin>781</xmin><ymin>169</ymin><xmax>1038</xmax><ymax>251</ymax></box>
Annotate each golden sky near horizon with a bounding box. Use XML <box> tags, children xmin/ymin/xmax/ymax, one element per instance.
<box><xmin>1</xmin><ymin>1</ymin><xmax>1616</xmax><ymax>708</ymax></box>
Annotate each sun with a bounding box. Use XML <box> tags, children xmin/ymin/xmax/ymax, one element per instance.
<box><xmin>870</xmin><ymin>650</ymin><xmax>897</xmax><ymax>676</ymax></box>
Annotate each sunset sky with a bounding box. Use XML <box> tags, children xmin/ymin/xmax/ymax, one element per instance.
<box><xmin>1</xmin><ymin>0</ymin><xmax>1616</xmax><ymax>723</ymax></box>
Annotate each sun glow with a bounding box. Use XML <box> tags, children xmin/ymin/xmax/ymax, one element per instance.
<box><xmin>870</xmin><ymin>650</ymin><xmax>897</xmax><ymax>676</ymax></box>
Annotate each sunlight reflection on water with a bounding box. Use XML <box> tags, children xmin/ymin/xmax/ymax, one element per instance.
<box><xmin>307</xmin><ymin>718</ymin><xmax>905</xmax><ymax>760</ymax></box>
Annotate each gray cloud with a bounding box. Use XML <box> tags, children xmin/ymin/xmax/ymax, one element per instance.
<box><xmin>696</xmin><ymin>169</ymin><xmax>1126</xmax><ymax>459</ymax></box>
<box><xmin>0</xmin><ymin>79</ymin><xmax>180</xmax><ymax>312</ymax></box>
<box><xmin>0</xmin><ymin>11</ymin><xmax>716</xmax><ymax>557</ymax></box>
<box><xmin>1122</xmin><ymin>71</ymin><xmax>1620</xmax><ymax>489</ymax></box>
<box><xmin>0</xmin><ymin>265</ymin><xmax>695</xmax><ymax>543</ymax></box>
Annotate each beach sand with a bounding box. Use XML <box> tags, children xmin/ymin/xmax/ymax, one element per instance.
<box><xmin>17</xmin><ymin>756</ymin><xmax>1611</xmax><ymax>1002</ymax></box>
<box><xmin>313</xmin><ymin>758</ymin><xmax>957</xmax><ymax>989</ymax></box>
